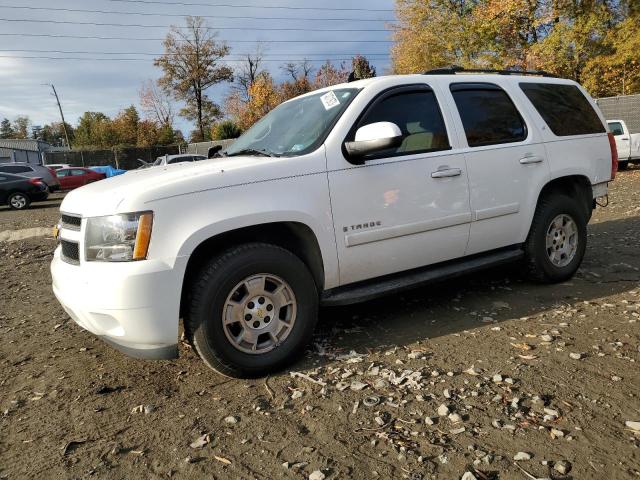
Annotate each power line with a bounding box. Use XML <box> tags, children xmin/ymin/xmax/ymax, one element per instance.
<box><xmin>103</xmin><ymin>0</ymin><xmax>394</xmax><ymax>12</ymax></box>
<box><xmin>0</xmin><ymin>18</ymin><xmax>389</xmax><ymax>32</ymax></box>
<box><xmin>0</xmin><ymin>5</ymin><xmax>395</xmax><ymax>22</ymax></box>
<box><xmin>0</xmin><ymin>49</ymin><xmax>389</xmax><ymax>57</ymax></box>
<box><xmin>0</xmin><ymin>32</ymin><xmax>394</xmax><ymax>43</ymax></box>
<box><xmin>0</xmin><ymin>55</ymin><xmax>386</xmax><ymax>63</ymax></box>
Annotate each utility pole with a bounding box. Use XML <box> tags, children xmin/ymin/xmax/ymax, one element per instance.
<box><xmin>45</xmin><ymin>84</ymin><xmax>72</xmax><ymax>149</ymax></box>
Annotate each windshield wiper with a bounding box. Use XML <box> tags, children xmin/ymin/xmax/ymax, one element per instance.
<box><xmin>226</xmin><ymin>148</ymin><xmax>279</xmax><ymax>158</ymax></box>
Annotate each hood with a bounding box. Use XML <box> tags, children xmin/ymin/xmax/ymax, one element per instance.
<box><xmin>60</xmin><ymin>156</ymin><xmax>272</xmax><ymax>217</ymax></box>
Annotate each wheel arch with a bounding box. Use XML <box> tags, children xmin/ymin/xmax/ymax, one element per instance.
<box><xmin>179</xmin><ymin>221</ymin><xmax>326</xmax><ymax>319</ymax></box>
<box><xmin>534</xmin><ymin>174</ymin><xmax>594</xmax><ymax>223</ymax></box>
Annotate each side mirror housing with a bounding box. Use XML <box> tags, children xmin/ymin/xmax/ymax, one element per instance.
<box><xmin>344</xmin><ymin>122</ymin><xmax>403</xmax><ymax>161</ymax></box>
<box><xmin>208</xmin><ymin>145</ymin><xmax>222</xmax><ymax>158</ymax></box>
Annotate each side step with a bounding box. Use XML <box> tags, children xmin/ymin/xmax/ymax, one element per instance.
<box><xmin>321</xmin><ymin>247</ymin><xmax>524</xmax><ymax>307</ymax></box>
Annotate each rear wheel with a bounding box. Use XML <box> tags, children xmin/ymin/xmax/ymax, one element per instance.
<box><xmin>8</xmin><ymin>192</ymin><xmax>30</xmax><ymax>210</ymax></box>
<box><xmin>524</xmin><ymin>193</ymin><xmax>587</xmax><ymax>283</ymax></box>
<box><xmin>618</xmin><ymin>161</ymin><xmax>629</xmax><ymax>171</ymax></box>
<box><xmin>185</xmin><ymin>243</ymin><xmax>319</xmax><ymax>378</ymax></box>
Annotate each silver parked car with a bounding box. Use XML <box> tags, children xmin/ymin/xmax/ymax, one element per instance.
<box><xmin>0</xmin><ymin>163</ymin><xmax>61</xmax><ymax>191</ymax></box>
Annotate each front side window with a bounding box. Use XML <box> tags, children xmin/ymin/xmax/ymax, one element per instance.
<box><xmin>451</xmin><ymin>83</ymin><xmax>527</xmax><ymax>147</ymax></box>
<box><xmin>354</xmin><ymin>88</ymin><xmax>450</xmax><ymax>158</ymax></box>
<box><xmin>520</xmin><ymin>83</ymin><xmax>605</xmax><ymax>136</ymax></box>
<box><xmin>225</xmin><ymin>88</ymin><xmax>359</xmax><ymax>157</ymax></box>
<box><xmin>608</xmin><ymin>122</ymin><xmax>624</xmax><ymax>136</ymax></box>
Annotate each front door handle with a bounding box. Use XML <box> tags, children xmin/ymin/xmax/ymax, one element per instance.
<box><xmin>519</xmin><ymin>155</ymin><xmax>544</xmax><ymax>165</ymax></box>
<box><xmin>431</xmin><ymin>167</ymin><xmax>462</xmax><ymax>178</ymax></box>
<box><xmin>621</xmin><ymin>137</ymin><xmax>629</xmax><ymax>141</ymax></box>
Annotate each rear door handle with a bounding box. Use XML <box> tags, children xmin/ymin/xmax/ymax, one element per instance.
<box><xmin>519</xmin><ymin>155</ymin><xmax>544</xmax><ymax>165</ymax></box>
<box><xmin>431</xmin><ymin>167</ymin><xmax>462</xmax><ymax>178</ymax></box>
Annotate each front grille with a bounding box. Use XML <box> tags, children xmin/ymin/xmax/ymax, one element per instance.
<box><xmin>61</xmin><ymin>239</ymin><xmax>80</xmax><ymax>264</ymax></box>
<box><xmin>61</xmin><ymin>213</ymin><xmax>81</xmax><ymax>231</ymax></box>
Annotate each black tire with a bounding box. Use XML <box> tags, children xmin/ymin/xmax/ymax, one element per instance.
<box><xmin>524</xmin><ymin>193</ymin><xmax>587</xmax><ymax>283</ymax></box>
<box><xmin>7</xmin><ymin>192</ymin><xmax>31</xmax><ymax>210</ymax></box>
<box><xmin>185</xmin><ymin>243</ymin><xmax>319</xmax><ymax>378</ymax></box>
<box><xmin>618</xmin><ymin>161</ymin><xmax>629</xmax><ymax>171</ymax></box>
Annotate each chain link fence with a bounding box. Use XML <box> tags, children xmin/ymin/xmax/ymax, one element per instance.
<box><xmin>596</xmin><ymin>94</ymin><xmax>640</xmax><ymax>133</ymax></box>
<box><xmin>42</xmin><ymin>139</ymin><xmax>237</xmax><ymax>170</ymax></box>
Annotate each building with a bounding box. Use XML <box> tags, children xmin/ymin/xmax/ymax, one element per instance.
<box><xmin>596</xmin><ymin>94</ymin><xmax>640</xmax><ymax>133</ymax></box>
<box><xmin>0</xmin><ymin>139</ymin><xmax>53</xmax><ymax>164</ymax></box>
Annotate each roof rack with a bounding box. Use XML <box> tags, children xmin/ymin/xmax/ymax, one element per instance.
<box><xmin>424</xmin><ymin>65</ymin><xmax>556</xmax><ymax>77</ymax></box>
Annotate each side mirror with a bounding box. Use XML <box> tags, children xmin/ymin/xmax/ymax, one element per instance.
<box><xmin>344</xmin><ymin>122</ymin><xmax>403</xmax><ymax>161</ymax></box>
<box><xmin>208</xmin><ymin>145</ymin><xmax>222</xmax><ymax>158</ymax></box>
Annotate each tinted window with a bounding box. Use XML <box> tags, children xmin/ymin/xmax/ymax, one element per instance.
<box><xmin>608</xmin><ymin>122</ymin><xmax>624</xmax><ymax>136</ymax></box>
<box><xmin>357</xmin><ymin>89</ymin><xmax>450</xmax><ymax>157</ymax></box>
<box><xmin>57</xmin><ymin>169</ymin><xmax>71</xmax><ymax>177</ymax></box>
<box><xmin>168</xmin><ymin>156</ymin><xmax>193</xmax><ymax>164</ymax></box>
<box><xmin>451</xmin><ymin>84</ymin><xmax>527</xmax><ymax>147</ymax></box>
<box><xmin>71</xmin><ymin>169</ymin><xmax>87</xmax><ymax>176</ymax></box>
<box><xmin>0</xmin><ymin>165</ymin><xmax>31</xmax><ymax>173</ymax></box>
<box><xmin>520</xmin><ymin>83</ymin><xmax>605</xmax><ymax>136</ymax></box>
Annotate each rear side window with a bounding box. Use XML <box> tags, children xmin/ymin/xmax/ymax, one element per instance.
<box><xmin>520</xmin><ymin>83</ymin><xmax>605</xmax><ymax>136</ymax></box>
<box><xmin>450</xmin><ymin>83</ymin><xmax>527</xmax><ymax>147</ymax></box>
<box><xmin>0</xmin><ymin>165</ymin><xmax>31</xmax><ymax>173</ymax></box>
<box><xmin>608</xmin><ymin>122</ymin><xmax>624</xmax><ymax>136</ymax></box>
<box><xmin>356</xmin><ymin>88</ymin><xmax>450</xmax><ymax>157</ymax></box>
<box><xmin>71</xmin><ymin>169</ymin><xmax>86</xmax><ymax>176</ymax></box>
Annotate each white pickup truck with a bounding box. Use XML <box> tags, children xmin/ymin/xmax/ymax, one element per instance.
<box><xmin>607</xmin><ymin>119</ymin><xmax>640</xmax><ymax>169</ymax></box>
<box><xmin>52</xmin><ymin>69</ymin><xmax>616</xmax><ymax>377</ymax></box>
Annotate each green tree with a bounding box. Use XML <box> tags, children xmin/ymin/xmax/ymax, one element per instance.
<box><xmin>154</xmin><ymin>16</ymin><xmax>233</xmax><ymax>142</ymax></box>
<box><xmin>0</xmin><ymin>118</ymin><xmax>13</xmax><ymax>138</ymax></box>
<box><xmin>211</xmin><ymin>120</ymin><xmax>242</xmax><ymax>140</ymax></box>
<box><xmin>74</xmin><ymin>112</ymin><xmax>111</xmax><ymax>148</ymax></box>
<box><xmin>41</xmin><ymin>122</ymin><xmax>75</xmax><ymax>147</ymax></box>
<box><xmin>351</xmin><ymin>55</ymin><xmax>377</xmax><ymax>80</ymax></box>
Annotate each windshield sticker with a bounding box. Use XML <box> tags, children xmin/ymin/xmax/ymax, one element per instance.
<box><xmin>320</xmin><ymin>91</ymin><xmax>340</xmax><ymax>110</ymax></box>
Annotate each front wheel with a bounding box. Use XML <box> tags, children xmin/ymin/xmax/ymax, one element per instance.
<box><xmin>524</xmin><ymin>194</ymin><xmax>587</xmax><ymax>283</ymax></box>
<box><xmin>8</xmin><ymin>192</ymin><xmax>30</xmax><ymax>210</ymax></box>
<box><xmin>185</xmin><ymin>243</ymin><xmax>319</xmax><ymax>378</ymax></box>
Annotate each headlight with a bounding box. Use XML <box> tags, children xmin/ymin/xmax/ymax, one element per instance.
<box><xmin>85</xmin><ymin>212</ymin><xmax>153</xmax><ymax>262</ymax></box>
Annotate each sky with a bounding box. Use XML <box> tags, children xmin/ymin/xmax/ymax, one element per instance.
<box><xmin>0</xmin><ymin>0</ymin><xmax>396</xmax><ymax>136</ymax></box>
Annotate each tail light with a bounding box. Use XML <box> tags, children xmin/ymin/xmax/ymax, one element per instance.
<box><xmin>608</xmin><ymin>132</ymin><xmax>618</xmax><ymax>180</ymax></box>
<box><xmin>28</xmin><ymin>177</ymin><xmax>44</xmax><ymax>185</ymax></box>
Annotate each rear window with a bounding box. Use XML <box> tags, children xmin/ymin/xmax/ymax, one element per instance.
<box><xmin>608</xmin><ymin>121</ymin><xmax>624</xmax><ymax>136</ymax></box>
<box><xmin>520</xmin><ymin>83</ymin><xmax>605</xmax><ymax>136</ymax></box>
<box><xmin>450</xmin><ymin>83</ymin><xmax>527</xmax><ymax>147</ymax></box>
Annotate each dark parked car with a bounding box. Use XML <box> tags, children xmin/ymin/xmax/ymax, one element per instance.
<box><xmin>0</xmin><ymin>173</ymin><xmax>49</xmax><ymax>210</ymax></box>
<box><xmin>0</xmin><ymin>163</ymin><xmax>61</xmax><ymax>192</ymax></box>
<box><xmin>56</xmin><ymin>167</ymin><xmax>106</xmax><ymax>190</ymax></box>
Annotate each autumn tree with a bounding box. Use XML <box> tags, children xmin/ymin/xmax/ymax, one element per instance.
<box><xmin>12</xmin><ymin>116</ymin><xmax>31</xmax><ymax>139</ymax></box>
<box><xmin>139</xmin><ymin>80</ymin><xmax>175</xmax><ymax>128</ymax></box>
<box><xmin>155</xmin><ymin>16</ymin><xmax>233</xmax><ymax>142</ymax></box>
<box><xmin>111</xmin><ymin>106</ymin><xmax>140</xmax><ymax>147</ymax></box>
<box><xmin>314</xmin><ymin>60</ymin><xmax>349</xmax><ymax>88</ymax></box>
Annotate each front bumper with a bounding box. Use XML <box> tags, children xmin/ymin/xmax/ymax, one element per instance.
<box><xmin>51</xmin><ymin>247</ymin><xmax>187</xmax><ymax>360</ymax></box>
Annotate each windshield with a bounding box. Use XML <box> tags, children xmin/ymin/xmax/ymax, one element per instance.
<box><xmin>225</xmin><ymin>88</ymin><xmax>359</xmax><ymax>157</ymax></box>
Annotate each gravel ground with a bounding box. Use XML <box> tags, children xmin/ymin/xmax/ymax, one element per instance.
<box><xmin>1</xmin><ymin>172</ymin><xmax>639</xmax><ymax>480</ymax></box>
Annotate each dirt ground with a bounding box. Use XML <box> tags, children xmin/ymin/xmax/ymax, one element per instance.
<box><xmin>1</xmin><ymin>170</ymin><xmax>639</xmax><ymax>480</ymax></box>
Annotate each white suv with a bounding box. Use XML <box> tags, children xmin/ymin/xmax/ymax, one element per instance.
<box><xmin>51</xmin><ymin>69</ymin><xmax>617</xmax><ymax>377</ymax></box>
